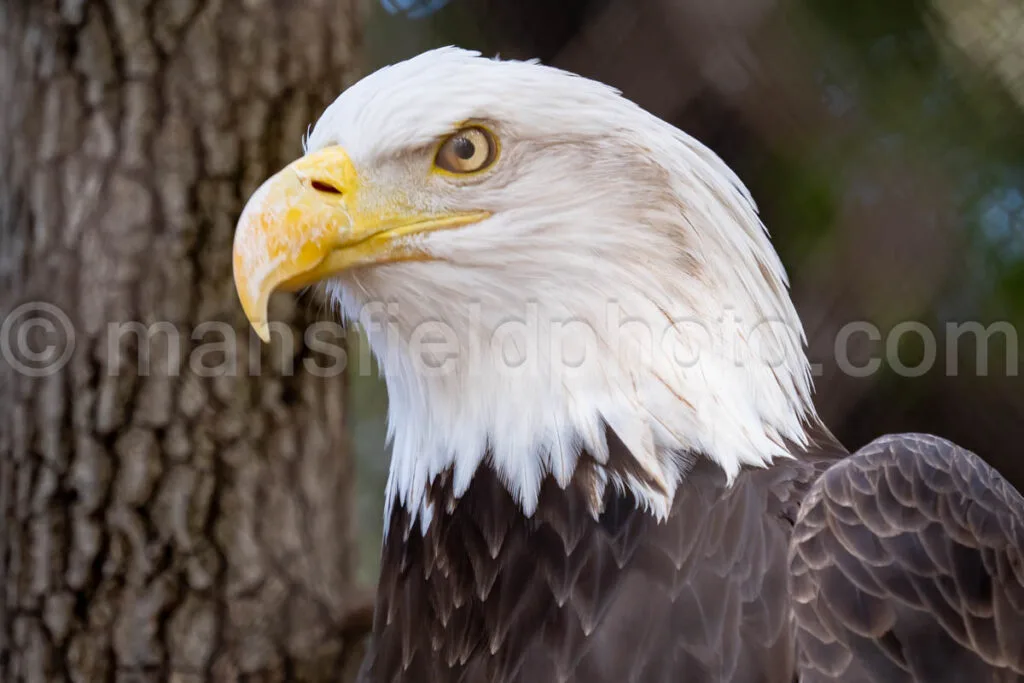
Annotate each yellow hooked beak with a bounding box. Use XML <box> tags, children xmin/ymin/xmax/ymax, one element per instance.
<box><xmin>232</xmin><ymin>146</ymin><xmax>489</xmax><ymax>341</ymax></box>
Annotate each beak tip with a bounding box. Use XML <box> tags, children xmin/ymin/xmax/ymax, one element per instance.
<box><xmin>236</xmin><ymin>286</ymin><xmax>273</xmax><ymax>345</ymax></box>
<box><xmin>253</xmin><ymin>320</ymin><xmax>271</xmax><ymax>344</ymax></box>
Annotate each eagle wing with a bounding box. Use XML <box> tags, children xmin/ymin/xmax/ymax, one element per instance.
<box><xmin>789</xmin><ymin>433</ymin><xmax>1024</xmax><ymax>682</ymax></box>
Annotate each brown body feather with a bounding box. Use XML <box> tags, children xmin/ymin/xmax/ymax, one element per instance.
<box><xmin>359</xmin><ymin>427</ymin><xmax>836</xmax><ymax>683</ymax></box>
<box><xmin>358</xmin><ymin>430</ymin><xmax>1024</xmax><ymax>683</ymax></box>
<box><xmin>790</xmin><ymin>434</ymin><xmax>1024</xmax><ymax>683</ymax></box>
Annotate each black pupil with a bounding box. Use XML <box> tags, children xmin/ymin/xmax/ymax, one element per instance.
<box><xmin>453</xmin><ymin>136</ymin><xmax>476</xmax><ymax>160</ymax></box>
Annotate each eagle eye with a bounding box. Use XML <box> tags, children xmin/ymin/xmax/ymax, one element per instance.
<box><xmin>435</xmin><ymin>127</ymin><xmax>498</xmax><ymax>174</ymax></box>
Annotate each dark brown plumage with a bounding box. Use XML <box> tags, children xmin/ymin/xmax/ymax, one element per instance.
<box><xmin>790</xmin><ymin>433</ymin><xmax>1024</xmax><ymax>682</ymax></box>
<box><xmin>359</xmin><ymin>426</ymin><xmax>825</xmax><ymax>682</ymax></box>
<box><xmin>357</xmin><ymin>429</ymin><xmax>1024</xmax><ymax>682</ymax></box>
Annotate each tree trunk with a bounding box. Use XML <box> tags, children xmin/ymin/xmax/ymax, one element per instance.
<box><xmin>0</xmin><ymin>1</ymin><xmax>366</xmax><ymax>681</ymax></box>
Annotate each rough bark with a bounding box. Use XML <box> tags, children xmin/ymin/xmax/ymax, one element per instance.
<box><xmin>0</xmin><ymin>1</ymin><xmax>365</xmax><ymax>681</ymax></box>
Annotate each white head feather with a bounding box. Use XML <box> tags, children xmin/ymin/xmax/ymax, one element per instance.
<box><xmin>305</xmin><ymin>47</ymin><xmax>817</xmax><ymax>530</ymax></box>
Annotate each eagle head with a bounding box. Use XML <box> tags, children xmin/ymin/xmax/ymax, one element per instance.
<box><xmin>233</xmin><ymin>47</ymin><xmax>816</xmax><ymax>526</ymax></box>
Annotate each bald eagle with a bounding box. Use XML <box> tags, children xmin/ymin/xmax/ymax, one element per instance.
<box><xmin>232</xmin><ymin>48</ymin><xmax>1024</xmax><ymax>682</ymax></box>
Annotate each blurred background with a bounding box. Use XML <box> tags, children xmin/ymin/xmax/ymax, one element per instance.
<box><xmin>353</xmin><ymin>0</ymin><xmax>1024</xmax><ymax>583</ymax></box>
<box><xmin>1</xmin><ymin>0</ymin><xmax>1021</xmax><ymax>681</ymax></box>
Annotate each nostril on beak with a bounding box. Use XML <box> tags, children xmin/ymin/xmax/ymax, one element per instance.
<box><xmin>310</xmin><ymin>179</ymin><xmax>343</xmax><ymax>195</ymax></box>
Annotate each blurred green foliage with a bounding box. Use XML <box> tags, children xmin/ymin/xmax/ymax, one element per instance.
<box><xmin>803</xmin><ymin>0</ymin><xmax>1024</xmax><ymax>315</ymax></box>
